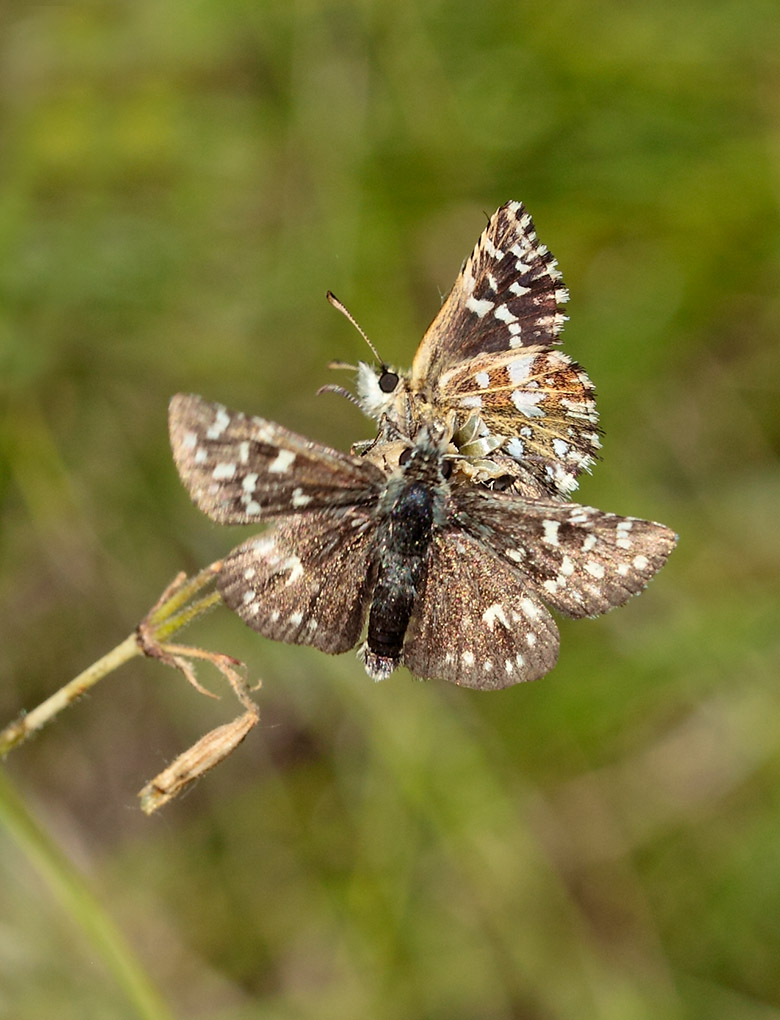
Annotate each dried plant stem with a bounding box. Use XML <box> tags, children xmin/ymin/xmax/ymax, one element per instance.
<box><xmin>0</xmin><ymin>634</ymin><xmax>142</xmax><ymax>756</ymax></box>
<box><xmin>0</xmin><ymin>563</ymin><xmax>224</xmax><ymax>757</ymax></box>
<box><xmin>2</xmin><ymin>560</ymin><xmax>262</xmax><ymax>811</ymax></box>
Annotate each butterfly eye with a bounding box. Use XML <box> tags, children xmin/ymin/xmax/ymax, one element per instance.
<box><xmin>398</xmin><ymin>447</ymin><xmax>412</xmax><ymax>466</ymax></box>
<box><xmin>491</xmin><ymin>475</ymin><xmax>515</xmax><ymax>491</ymax></box>
<box><xmin>379</xmin><ymin>370</ymin><xmax>399</xmax><ymax>393</ymax></box>
<box><xmin>441</xmin><ymin>460</ymin><xmax>453</xmax><ymax>480</ymax></box>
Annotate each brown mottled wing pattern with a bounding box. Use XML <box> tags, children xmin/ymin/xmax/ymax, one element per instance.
<box><xmin>169</xmin><ymin>393</ymin><xmax>385</xmax><ymax>524</ymax></box>
<box><xmin>403</xmin><ymin>202</ymin><xmax>600</xmax><ymax>497</ymax></box>
<box><xmin>403</xmin><ymin>530</ymin><xmax>559</xmax><ymax>689</ymax></box>
<box><xmin>452</xmin><ymin>488</ymin><xmax>678</xmax><ymax>618</ymax></box>
<box><xmin>439</xmin><ymin>346</ymin><xmax>600</xmax><ymax>496</ymax></box>
<box><xmin>411</xmin><ymin>201</ymin><xmax>569</xmax><ymax>382</ymax></box>
<box><xmin>218</xmin><ymin>512</ymin><xmax>376</xmax><ymax>654</ymax></box>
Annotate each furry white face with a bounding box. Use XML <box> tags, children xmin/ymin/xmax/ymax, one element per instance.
<box><xmin>356</xmin><ymin>361</ymin><xmax>405</xmax><ymax>419</ymax></box>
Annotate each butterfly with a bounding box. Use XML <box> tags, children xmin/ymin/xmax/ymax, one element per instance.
<box><xmin>169</xmin><ymin>393</ymin><xmax>677</xmax><ymax>689</ymax></box>
<box><xmin>345</xmin><ymin>201</ymin><xmax>600</xmax><ymax>498</ymax></box>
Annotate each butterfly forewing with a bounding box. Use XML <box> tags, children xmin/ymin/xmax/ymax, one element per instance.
<box><xmin>453</xmin><ymin>489</ymin><xmax>678</xmax><ymax>618</ymax></box>
<box><xmin>169</xmin><ymin>393</ymin><xmax>385</xmax><ymax>524</ymax></box>
<box><xmin>410</xmin><ymin>201</ymin><xmax>569</xmax><ymax>385</ymax></box>
<box><xmin>219</xmin><ymin>511</ymin><xmax>376</xmax><ymax>653</ymax></box>
<box><xmin>403</xmin><ymin>530</ymin><xmax>559</xmax><ymax>689</ymax></box>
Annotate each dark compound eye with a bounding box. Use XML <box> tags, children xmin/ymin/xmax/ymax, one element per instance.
<box><xmin>378</xmin><ymin>370</ymin><xmax>399</xmax><ymax>393</ymax></box>
<box><xmin>441</xmin><ymin>460</ymin><xmax>453</xmax><ymax>480</ymax></box>
<box><xmin>398</xmin><ymin>447</ymin><xmax>412</xmax><ymax>466</ymax></box>
<box><xmin>491</xmin><ymin>475</ymin><xmax>515</xmax><ymax>491</ymax></box>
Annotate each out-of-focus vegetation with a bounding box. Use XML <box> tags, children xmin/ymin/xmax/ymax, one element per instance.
<box><xmin>1</xmin><ymin>1</ymin><xmax>779</xmax><ymax>1017</ymax></box>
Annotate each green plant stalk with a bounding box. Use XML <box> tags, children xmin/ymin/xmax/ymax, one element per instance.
<box><xmin>0</xmin><ymin>767</ymin><xmax>176</xmax><ymax>1020</ymax></box>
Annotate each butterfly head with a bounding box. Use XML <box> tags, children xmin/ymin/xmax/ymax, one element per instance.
<box><xmin>355</xmin><ymin>360</ymin><xmax>409</xmax><ymax>419</ymax></box>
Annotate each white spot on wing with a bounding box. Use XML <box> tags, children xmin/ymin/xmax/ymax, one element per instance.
<box><xmin>212</xmin><ymin>462</ymin><xmax>236</xmax><ymax>480</ymax></box>
<box><xmin>291</xmin><ymin>487</ymin><xmax>313</xmax><ymax>508</ymax></box>
<box><xmin>507</xmin><ymin>355</ymin><xmax>536</xmax><ymax>384</ymax></box>
<box><xmin>494</xmin><ymin>304</ymin><xmax>518</xmax><ymax>324</ymax></box>
<box><xmin>482</xmin><ymin>603</ymin><xmax>510</xmax><ymax>630</ymax></box>
<box><xmin>206</xmin><ymin>406</ymin><xmax>231</xmax><ymax>439</ymax></box>
<box><xmin>466</xmin><ymin>296</ymin><xmax>495</xmax><ymax>318</ymax></box>
<box><xmin>552</xmin><ymin>438</ymin><xmax>570</xmax><ymax>458</ymax></box>
<box><xmin>282</xmin><ymin>555</ymin><xmax>304</xmax><ymax>584</ymax></box>
<box><xmin>560</xmin><ymin>555</ymin><xmax>575</xmax><ymax>576</ymax></box>
<box><xmin>268</xmin><ymin>449</ymin><xmax>296</xmax><ymax>473</ymax></box>
<box><xmin>506</xmin><ymin>437</ymin><xmax>525</xmax><ymax>459</ymax></box>
<box><xmin>511</xmin><ymin>389</ymin><xmax>545</xmax><ymax>417</ymax></box>
<box><xmin>542</xmin><ymin>520</ymin><xmax>560</xmax><ymax>546</ymax></box>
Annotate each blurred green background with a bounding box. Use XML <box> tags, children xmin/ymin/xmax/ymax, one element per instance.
<box><xmin>2</xmin><ymin>1</ymin><xmax>779</xmax><ymax>1017</ymax></box>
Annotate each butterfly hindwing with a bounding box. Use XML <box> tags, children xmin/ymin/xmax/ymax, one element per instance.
<box><xmin>403</xmin><ymin>529</ymin><xmax>560</xmax><ymax>689</ymax></box>
<box><xmin>437</xmin><ymin>345</ymin><xmax>600</xmax><ymax>497</ymax></box>
<box><xmin>453</xmin><ymin>489</ymin><xmax>678</xmax><ymax>618</ymax></box>
<box><xmin>218</xmin><ymin>510</ymin><xmax>376</xmax><ymax>654</ymax></box>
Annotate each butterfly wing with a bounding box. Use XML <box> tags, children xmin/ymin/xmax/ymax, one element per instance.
<box><xmin>410</xmin><ymin>201</ymin><xmax>569</xmax><ymax>385</ymax></box>
<box><xmin>218</xmin><ymin>511</ymin><xmax>376</xmax><ymax>654</ymax></box>
<box><xmin>169</xmin><ymin>393</ymin><xmax>385</xmax><ymax>524</ymax></box>
<box><xmin>403</xmin><ymin>203</ymin><xmax>597</xmax><ymax>497</ymax></box>
<box><xmin>440</xmin><ymin>345</ymin><xmax>600</xmax><ymax>496</ymax></box>
<box><xmin>402</xmin><ymin>530</ymin><xmax>559</xmax><ymax>689</ymax></box>
<box><xmin>453</xmin><ymin>489</ymin><xmax>678</xmax><ymax>618</ymax></box>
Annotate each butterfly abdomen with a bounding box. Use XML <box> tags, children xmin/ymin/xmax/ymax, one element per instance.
<box><xmin>363</xmin><ymin>481</ymin><xmax>435</xmax><ymax>680</ymax></box>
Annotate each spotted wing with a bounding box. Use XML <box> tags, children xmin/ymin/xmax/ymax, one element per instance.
<box><xmin>440</xmin><ymin>345</ymin><xmax>600</xmax><ymax>497</ymax></box>
<box><xmin>402</xmin><ymin>531</ymin><xmax>560</xmax><ymax>689</ymax></box>
<box><xmin>169</xmin><ymin>393</ymin><xmax>385</xmax><ymax>524</ymax></box>
<box><xmin>453</xmin><ymin>489</ymin><xmax>678</xmax><ymax>617</ymax></box>
<box><xmin>405</xmin><ymin>203</ymin><xmax>596</xmax><ymax>497</ymax></box>
<box><xmin>410</xmin><ymin>201</ymin><xmax>569</xmax><ymax>386</ymax></box>
<box><xmin>218</xmin><ymin>511</ymin><xmax>376</xmax><ymax>654</ymax></box>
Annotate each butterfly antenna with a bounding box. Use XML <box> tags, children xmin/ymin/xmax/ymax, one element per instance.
<box><xmin>327</xmin><ymin>291</ymin><xmax>384</xmax><ymax>365</ymax></box>
<box><xmin>316</xmin><ymin>383</ymin><xmax>363</xmax><ymax>408</ymax></box>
